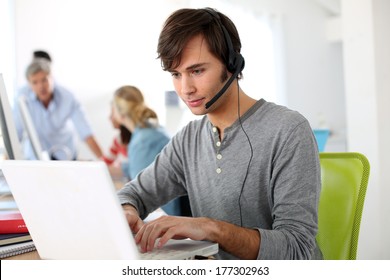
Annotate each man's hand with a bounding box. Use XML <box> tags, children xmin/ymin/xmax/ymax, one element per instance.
<box><xmin>134</xmin><ymin>214</ymin><xmax>260</xmax><ymax>259</ymax></box>
<box><xmin>123</xmin><ymin>208</ymin><xmax>260</xmax><ymax>259</ymax></box>
<box><xmin>134</xmin><ymin>216</ymin><xmax>213</xmax><ymax>253</ymax></box>
<box><xmin>122</xmin><ymin>204</ymin><xmax>144</xmax><ymax>233</ymax></box>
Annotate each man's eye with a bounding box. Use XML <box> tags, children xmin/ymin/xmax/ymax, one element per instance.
<box><xmin>171</xmin><ymin>72</ymin><xmax>180</xmax><ymax>78</ymax></box>
<box><xmin>192</xmin><ymin>69</ymin><xmax>202</xmax><ymax>75</ymax></box>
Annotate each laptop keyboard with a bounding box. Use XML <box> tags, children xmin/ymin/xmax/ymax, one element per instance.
<box><xmin>139</xmin><ymin>247</ymin><xmax>192</xmax><ymax>260</ymax></box>
<box><xmin>132</xmin><ymin>236</ymin><xmax>217</xmax><ymax>260</ymax></box>
<box><xmin>136</xmin><ymin>242</ymin><xmax>195</xmax><ymax>260</ymax></box>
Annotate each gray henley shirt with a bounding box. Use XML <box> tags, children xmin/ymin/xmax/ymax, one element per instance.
<box><xmin>117</xmin><ymin>99</ymin><xmax>322</xmax><ymax>260</ymax></box>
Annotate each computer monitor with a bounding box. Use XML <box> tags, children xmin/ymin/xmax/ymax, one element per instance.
<box><xmin>18</xmin><ymin>94</ymin><xmax>49</xmax><ymax>160</ymax></box>
<box><xmin>0</xmin><ymin>73</ymin><xmax>23</xmax><ymax>160</ymax></box>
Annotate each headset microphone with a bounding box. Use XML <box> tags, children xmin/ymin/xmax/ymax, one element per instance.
<box><xmin>204</xmin><ymin>8</ymin><xmax>245</xmax><ymax>110</ymax></box>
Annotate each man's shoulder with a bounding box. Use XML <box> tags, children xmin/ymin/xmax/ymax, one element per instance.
<box><xmin>17</xmin><ymin>84</ymin><xmax>32</xmax><ymax>97</ymax></box>
<box><xmin>16</xmin><ymin>85</ymin><xmax>37</xmax><ymax>105</ymax></box>
<box><xmin>247</xmin><ymin>101</ymin><xmax>310</xmax><ymax>139</ymax></box>
<box><xmin>53</xmin><ymin>84</ymin><xmax>74</xmax><ymax>96</ymax></box>
<box><xmin>259</xmin><ymin>101</ymin><xmax>308</xmax><ymax>126</ymax></box>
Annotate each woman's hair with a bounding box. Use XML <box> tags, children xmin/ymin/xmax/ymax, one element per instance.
<box><xmin>119</xmin><ymin>125</ymin><xmax>131</xmax><ymax>145</ymax></box>
<box><xmin>157</xmin><ymin>7</ymin><xmax>242</xmax><ymax>78</ymax></box>
<box><xmin>113</xmin><ymin>85</ymin><xmax>158</xmax><ymax>128</ymax></box>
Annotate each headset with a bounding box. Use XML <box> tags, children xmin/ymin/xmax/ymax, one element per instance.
<box><xmin>204</xmin><ymin>8</ymin><xmax>245</xmax><ymax>109</ymax></box>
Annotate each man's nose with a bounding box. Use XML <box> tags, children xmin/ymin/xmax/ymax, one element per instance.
<box><xmin>181</xmin><ymin>75</ymin><xmax>195</xmax><ymax>96</ymax></box>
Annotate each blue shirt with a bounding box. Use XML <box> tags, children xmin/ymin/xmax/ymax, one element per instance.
<box><xmin>13</xmin><ymin>84</ymin><xmax>93</xmax><ymax>160</ymax></box>
<box><xmin>122</xmin><ymin>124</ymin><xmax>183</xmax><ymax>216</ymax></box>
<box><xmin>123</xmin><ymin>124</ymin><xmax>170</xmax><ymax>180</ymax></box>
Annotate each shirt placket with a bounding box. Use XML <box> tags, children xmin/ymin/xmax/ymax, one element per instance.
<box><xmin>212</xmin><ymin>126</ymin><xmax>224</xmax><ymax>175</ymax></box>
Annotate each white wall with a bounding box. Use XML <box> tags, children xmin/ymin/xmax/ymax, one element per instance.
<box><xmin>0</xmin><ymin>0</ymin><xmax>16</xmax><ymax>100</ymax></box>
<box><xmin>14</xmin><ymin>0</ymin><xmax>183</xmax><ymax>159</ymax></box>
<box><xmin>232</xmin><ymin>0</ymin><xmax>347</xmax><ymax>151</ymax></box>
<box><xmin>13</xmin><ymin>0</ymin><xmax>347</xmax><ymax>158</ymax></box>
<box><xmin>341</xmin><ymin>0</ymin><xmax>390</xmax><ymax>259</ymax></box>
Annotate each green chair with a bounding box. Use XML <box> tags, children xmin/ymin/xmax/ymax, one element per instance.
<box><xmin>317</xmin><ymin>152</ymin><xmax>370</xmax><ymax>260</ymax></box>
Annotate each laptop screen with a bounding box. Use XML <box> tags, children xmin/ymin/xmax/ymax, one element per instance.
<box><xmin>0</xmin><ymin>160</ymin><xmax>218</xmax><ymax>260</ymax></box>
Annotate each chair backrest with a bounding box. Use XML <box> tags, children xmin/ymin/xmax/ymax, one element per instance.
<box><xmin>317</xmin><ymin>152</ymin><xmax>370</xmax><ymax>260</ymax></box>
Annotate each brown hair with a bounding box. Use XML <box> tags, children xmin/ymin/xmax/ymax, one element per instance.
<box><xmin>157</xmin><ymin>7</ymin><xmax>242</xmax><ymax>78</ymax></box>
<box><xmin>119</xmin><ymin>125</ymin><xmax>131</xmax><ymax>145</ymax></box>
<box><xmin>113</xmin><ymin>85</ymin><xmax>158</xmax><ymax>128</ymax></box>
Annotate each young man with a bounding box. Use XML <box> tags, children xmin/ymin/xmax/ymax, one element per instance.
<box><xmin>118</xmin><ymin>7</ymin><xmax>321</xmax><ymax>260</ymax></box>
<box><xmin>13</xmin><ymin>58</ymin><xmax>104</xmax><ymax>160</ymax></box>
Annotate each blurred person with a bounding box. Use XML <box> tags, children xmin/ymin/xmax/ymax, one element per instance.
<box><xmin>112</xmin><ymin>85</ymin><xmax>187</xmax><ymax>216</ymax></box>
<box><xmin>32</xmin><ymin>50</ymin><xmax>52</xmax><ymax>62</ymax></box>
<box><xmin>102</xmin><ymin>105</ymin><xmax>132</xmax><ymax>166</ymax></box>
<box><xmin>16</xmin><ymin>49</ymin><xmax>52</xmax><ymax>103</ymax></box>
<box><xmin>13</xmin><ymin>58</ymin><xmax>104</xmax><ymax>160</ymax></box>
<box><xmin>103</xmin><ymin>104</ymin><xmax>132</xmax><ymax>181</ymax></box>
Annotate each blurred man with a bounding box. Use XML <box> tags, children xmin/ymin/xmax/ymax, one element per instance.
<box><xmin>13</xmin><ymin>58</ymin><xmax>103</xmax><ymax>160</ymax></box>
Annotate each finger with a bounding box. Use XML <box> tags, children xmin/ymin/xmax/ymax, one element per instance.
<box><xmin>134</xmin><ymin>223</ymin><xmax>146</xmax><ymax>244</ymax></box>
<box><xmin>140</xmin><ymin>217</ymin><xmax>176</xmax><ymax>252</ymax></box>
<box><xmin>146</xmin><ymin>223</ymin><xmax>167</xmax><ymax>252</ymax></box>
<box><xmin>138</xmin><ymin>222</ymin><xmax>159</xmax><ymax>252</ymax></box>
<box><xmin>157</xmin><ymin>226</ymin><xmax>179</xmax><ymax>249</ymax></box>
<box><xmin>132</xmin><ymin>219</ymin><xmax>144</xmax><ymax>234</ymax></box>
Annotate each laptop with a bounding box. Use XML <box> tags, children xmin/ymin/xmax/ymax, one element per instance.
<box><xmin>0</xmin><ymin>160</ymin><xmax>218</xmax><ymax>260</ymax></box>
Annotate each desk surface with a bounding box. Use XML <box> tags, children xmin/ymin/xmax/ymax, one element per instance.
<box><xmin>3</xmin><ymin>249</ymin><xmax>41</xmax><ymax>260</ymax></box>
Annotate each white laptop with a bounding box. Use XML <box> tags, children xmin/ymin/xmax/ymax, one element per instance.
<box><xmin>0</xmin><ymin>160</ymin><xmax>218</xmax><ymax>260</ymax></box>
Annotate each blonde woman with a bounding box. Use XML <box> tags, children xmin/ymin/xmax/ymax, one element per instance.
<box><xmin>112</xmin><ymin>85</ymin><xmax>183</xmax><ymax>216</ymax></box>
<box><xmin>102</xmin><ymin>106</ymin><xmax>131</xmax><ymax>166</ymax></box>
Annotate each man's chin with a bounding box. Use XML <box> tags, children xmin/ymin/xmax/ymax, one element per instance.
<box><xmin>188</xmin><ymin>108</ymin><xmax>206</xmax><ymax>116</ymax></box>
<box><xmin>38</xmin><ymin>93</ymin><xmax>51</xmax><ymax>102</ymax></box>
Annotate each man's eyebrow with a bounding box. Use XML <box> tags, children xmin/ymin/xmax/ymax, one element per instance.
<box><xmin>185</xmin><ymin>63</ymin><xmax>206</xmax><ymax>70</ymax></box>
<box><xmin>170</xmin><ymin>63</ymin><xmax>208</xmax><ymax>73</ymax></box>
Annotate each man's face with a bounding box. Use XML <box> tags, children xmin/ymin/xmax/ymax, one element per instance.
<box><xmin>28</xmin><ymin>71</ymin><xmax>53</xmax><ymax>105</ymax></box>
<box><xmin>170</xmin><ymin>34</ymin><xmax>229</xmax><ymax>115</ymax></box>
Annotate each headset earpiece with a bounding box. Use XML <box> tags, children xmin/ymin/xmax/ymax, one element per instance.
<box><xmin>206</xmin><ymin>8</ymin><xmax>245</xmax><ymax>73</ymax></box>
<box><xmin>204</xmin><ymin>8</ymin><xmax>245</xmax><ymax>109</ymax></box>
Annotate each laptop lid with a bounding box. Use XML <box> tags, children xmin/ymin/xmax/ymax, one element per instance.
<box><xmin>0</xmin><ymin>160</ymin><xmax>218</xmax><ymax>260</ymax></box>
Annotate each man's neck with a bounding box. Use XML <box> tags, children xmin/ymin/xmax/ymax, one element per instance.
<box><xmin>207</xmin><ymin>90</ymin><xmax>256</xmax><ymax>140</ymax></box>
<box><xmin>40</xmin><ymin>95</ymin><xmax>53</xmax><ymax>109</ymax></box>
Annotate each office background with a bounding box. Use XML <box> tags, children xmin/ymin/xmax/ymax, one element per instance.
<box><xmin>0</xmin><ymin>0</ymin><xmax>389</xmax><ymax>259</ymax></box>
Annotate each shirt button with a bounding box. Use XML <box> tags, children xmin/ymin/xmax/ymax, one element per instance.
<box><xmin>216</xmin><ymin>168</ymin><xmax>222</xmax><ymax>174</ymax></box>
<box><xmin>217</xmin><ymin>154</ymin><xmax>222</xmax><ymax>160</ymax></box>
<box><xmin>212</xmin><ymin>127</ymin><xmax>217</xmax><ymax>133</ymax></box>
<box><xmin>216</xmin><ymin>141</ymin><xmax>221</xmax><ymax>147</ymax></box>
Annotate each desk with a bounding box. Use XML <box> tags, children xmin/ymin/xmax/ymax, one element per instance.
<box><xmin>3</xmin><ymin>249</ymin><xmax>40</xmax><ymax>260</ymax></box>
